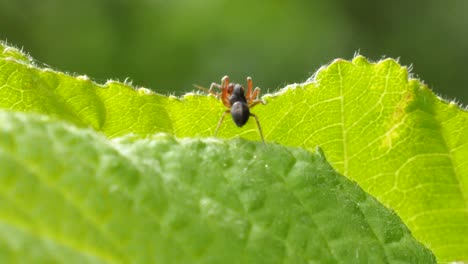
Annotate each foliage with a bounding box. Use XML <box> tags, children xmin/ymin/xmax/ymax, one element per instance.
<box><xmin>2</xmin><ymin>41</ymin><xmax>467</xmax><ymax>262</ymax></box>
<box><xmin>0</xmin><ymin>111</ymin><xmax>435</xmax><ymax>263</ymax></box>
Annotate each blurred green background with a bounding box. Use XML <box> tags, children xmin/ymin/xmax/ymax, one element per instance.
<box><xmin>1</xmin><ymin>0</ymin><xmax>467</xmax><ymax>104</ymax></box>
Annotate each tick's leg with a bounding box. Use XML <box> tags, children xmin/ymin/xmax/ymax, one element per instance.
<box><xmin>220</xmin><ymin>76</ymin><xmax>231</xmax><ymax>108</ymax></box>
<box><xmin>249</xmin><ymin>99</ymin><xmax>265</xmax><ymax>109</ymax></box>
<box><xmin>208</xmin><ymin>82</ymin><xmax>222</xmax><ymax>94</ymax></box>
<box><xmin>250</xmin><ymin>113</ymin><xmax>265</xmax><ymax>144</ymax></box>
<box><xmin>250</xmin><ymin>87</ymin><xmax>261</xmax><ymax>100</ymax></box>
<box><xmin>215</xmin><ymin>110</ymin><xmax>230</xmax><ymax>136</ymax></box>
<box><xmin>246</xmin><ymin>77</ymin><xmax>254</xmax><ymax>100</ymax></box>
<box><xmin>221</xmin><ymin>75</ymin><xmax>229</xmax><ymax>84</ymax></box>
<box><xmin>221</xmin><ymin>76</ymin><xmax>230</xmax><ymax>93</ymax></box>
<box><xmin>194</xmin><ymin>83</ymin><xmax>220</xmax><ymax>97</ymax></box>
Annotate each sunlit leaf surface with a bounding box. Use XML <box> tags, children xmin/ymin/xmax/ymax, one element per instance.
<box><xmin>1</xmin><ymin>41</ymin><xmax>466</xmax><ymax>262</ymax></box>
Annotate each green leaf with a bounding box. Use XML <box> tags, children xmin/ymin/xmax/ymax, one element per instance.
<box><xmin>2</xmin><ymin>41</ymin><xmax>467</xmax><ymax>262</ymax></box>
<box><xmin>266</xmin><ymin>59</ymin><xmax>468</xmax><ymax>263</ymax></box>
<box><xmin>0</xmin><ymin>111</ymin><xmax>434</xmax><ymax>263</ymax></box>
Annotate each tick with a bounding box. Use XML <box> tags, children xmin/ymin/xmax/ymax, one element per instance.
<box><xmin>195</xmin><ymin>76</ymin><xmax>265</xmax><ymax>143</ymax></box>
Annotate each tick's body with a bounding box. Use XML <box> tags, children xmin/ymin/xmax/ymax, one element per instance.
<box><xmin>195</xmin><ymin>76</ymin><xmax>265</xmax><ymax>143</ymax></box>
<box><xmin>229</xmin><ymin>84</ymin><xmax>250</xmax><ymax>127</ymax></box>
